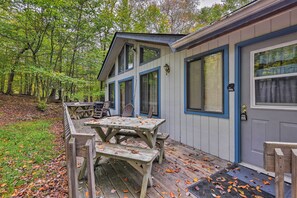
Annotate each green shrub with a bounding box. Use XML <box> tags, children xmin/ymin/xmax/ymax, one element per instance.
<box><xmin>37</xmin><ymin>101</ymin><xmax>47</xmax><ymax>111</ymax></box>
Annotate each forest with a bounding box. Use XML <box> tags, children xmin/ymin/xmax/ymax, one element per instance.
<box><xmin>0</xmin><ymin>0</ymin><xmax>251</xmax><ymax>107</ymax></box>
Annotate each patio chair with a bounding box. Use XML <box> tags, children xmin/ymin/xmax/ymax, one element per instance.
<box><xmin>93</xmin><ymin>101</ymin><xmax>111</xmax><ymax>119</ymax></box>
<box><xmin>147</xmin><ymin>106</ymin><xmax>154</xmax><ymax>118</ymax></box>
<box><xmin>121</xmin><ymin>103</ymin><xmax>134</xmax><ymax>117</ymax></box>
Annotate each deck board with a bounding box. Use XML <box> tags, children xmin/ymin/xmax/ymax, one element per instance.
<box><xmin>73</xmin><ymin>118</ymin><xmax>229</xmax><ymax>197</ymax></box>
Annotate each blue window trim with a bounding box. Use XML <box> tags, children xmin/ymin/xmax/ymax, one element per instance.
<box><xmin>108</xmin><ymin>81</ymin><xmax>116</xmax><ymax>110</ymax></box>
<box><xmin>139</xmin><ymin>66</ymin><xmax>161</xmax><ymax>118</ymax></box>
<box><xmin>234</xmin><ymin>25</ymin><xmax>297</xmax><ymax>163</ymax></box>
<box><xmin>184</xmin><ymin>45</ymin><xmax>229</xmax><ymax>119</ymax></box>
<box><xmin>118</xmin><ymin>76</ymin><xmax>134</xmax><ymax>115</ymax></box>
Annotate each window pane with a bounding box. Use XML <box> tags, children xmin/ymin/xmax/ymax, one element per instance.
<box><xmin>140</xmin><ymin>71</ymin><xmax>158</xmax><ymax>116</ymax></box>
<box><xmin>118</xmin><ymin>48</ymin><xmax>125</xmax><ymax>73</ymax></box>
<box><xmin>126</xmin><ymin>45</ymin><xmax>134</xmax><ymax>70</ymax></box>
<box><xmin>140</xmin><ymin>74</ymin><xmax>149</xmax><ymax>113</ymax></box>
<box><xmin>119</xmin><ymin>80</ymin><xmax>133</xmax><ymax>114</ymax></box>
<box><xmin>140</xmin><ymin>47</ymin><xmax>160</xmax><ymax>64</ymax></box>
<box><xmin>204</xmin><ymin>52</ymin><xmax>223</xmax><ymax>112</ymax></box>
<box><xmin>108</xmin><ymin>83</ymin><xmax>115</xmax><ymax>108</ymax></box>
<box><xmin>255</xmin><ymin>76</ymin><xmax>297</xmax><ymax>106</ymax></box>
<box><xmin>149</xmin><ymin>72</ymin><xmax>158</xmax><ymax>115</ymax></box>
<box><xmin>187</xmin><ymin>60</ymin><xmax>202</xmax><ymax>110</ymax></box>
<box><xmin>254</xmin><ymin>43</ymin><xmax>297</xmax><ymax>77</ymax></box>
<box><xmin>108</xmin><ymin>64</ymin><xmax>115</xmax><ymax>78</ymax></box>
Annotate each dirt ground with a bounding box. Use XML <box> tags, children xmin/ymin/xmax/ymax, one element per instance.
<box><xmin>0</xmin><ymin>94</ymin><xmax>69</xmax><ymax>197</ymax></box>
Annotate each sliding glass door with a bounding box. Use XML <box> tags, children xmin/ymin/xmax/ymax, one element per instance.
<box><xmin>119</xmin><ymin>79</ymin><xmax>133</xmax><ymax>114</ymax></box>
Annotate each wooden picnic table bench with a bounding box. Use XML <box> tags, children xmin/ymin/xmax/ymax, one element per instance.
<box><xmin>96</xmin><ymin>143</ymin><xmax>159</xmax><ymax>198</ymax></box>
<box><xmin>115</xmin><ymin>130</ymin><xmax>169</xmax><ymax>164</ymax></box>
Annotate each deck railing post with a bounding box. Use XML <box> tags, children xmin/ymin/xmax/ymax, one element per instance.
<box><xmin>275</xmin><ymin>148</ymin><xmax>284</xmax><ymax>198</ymax></box>
<box><xmin>86</xmin><ymin>139</ymin><xmax>96</xmax><ymax>198</ymax></box>
<box><xmin>69</xmin><ymin>137</ymin><xmax>79</xmax><ymax>198</ymax></box>
<box><xmin>292</xmin><ymin>149</ymin><xmax>297</xmax><ymax>198</ymax></box>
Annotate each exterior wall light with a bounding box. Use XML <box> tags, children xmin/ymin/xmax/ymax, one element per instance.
<box><xmin>164</xmin><ymin>63</ymin><xmax>170</xmax><ymax>75</ymax></box>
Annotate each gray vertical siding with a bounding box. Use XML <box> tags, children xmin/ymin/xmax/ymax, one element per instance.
<box><xmin>104</xmin><ymin>7</ymin><xmax>297</xmax><ymax>162</ymax></box>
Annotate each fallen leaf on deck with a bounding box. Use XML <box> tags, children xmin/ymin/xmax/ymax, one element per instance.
<box><xmin>170</xmin><ymin>192</ymin><xmax>175</xmax><ymax>197</ymax></box>
<box><xmin>262</xmin><ymin>179</ymin><xmax>270</xmax><ymax>185</ymax></box>
<box><xmin>216</xmin><ymin>177</ymin><xmax>226</xmax><ymax>182</ymax></box>
<box><xmin>215</xmin><ymin>185</ymin><xmax>224</xmax><ymax>191</ymax></box>
<box><xmin>256</xmin><ymin>185</ymin><xmax>262</xmax><ymax>192</ymax></box>
<box><xmin>238</xmin><ymin>189</ymin><xmax>244</xmax><ymax>195</ymax></box>
<box><xmin>166</xmin><ymin>169</ymin><xmax>175</xmax><ymax>173</ymax></box>
<box><xmin>185</xmin><ymin>180</ymin><xmax>191</xmax><ymax>185</ymax></box>
<box><xmin>268</xmin><ymin>177</ymin><xmax>273</xmax><ymax>181</ymax></box>
<box><xmin>131</xmin><ymin>150</ymin><xmax>139</xmax><ymax>154</ymax></box>
<box><xmin>193</xmin><ymin>178</ymin><xmax>198</xmax><ymax>182</ymax></box>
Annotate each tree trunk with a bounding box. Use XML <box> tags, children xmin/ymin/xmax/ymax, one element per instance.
<box><xmin>6</xmin><ymin>46</ymin><xmax>29</xmax><ymax>95</ymax></box>
<box><xmin>6</xmin><ymin>71</ymin><xmax>15</xmax><ymax>95</ymax></box>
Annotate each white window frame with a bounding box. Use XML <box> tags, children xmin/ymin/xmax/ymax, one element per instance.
<box><xmin>250</xmin><ymin>39</ymin><xmax>297</xmax><ymax>111</ymax></box>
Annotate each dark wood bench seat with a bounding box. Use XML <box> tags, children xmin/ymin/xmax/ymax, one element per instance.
<box><xmin>96</xmin><ymin>143</ymin><xmax>159</xmax><ymax>198</ymax></box>
<box><xmin>115</xmin><ymin>130</ymin><xmax>169</xmax><ymax>164</ymax></box>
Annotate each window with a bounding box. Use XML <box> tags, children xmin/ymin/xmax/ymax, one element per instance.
<box><xmin>118</xmin><ymin>48</ymin><xmax>125</xmax><ymax>74</ymax></box>
<box><xmin>185</xmin><ymin>46</ymin><xmax>228</xmax><ymax>117</ymax></box>
<box><xmin>126</xmin><ymin>44</ymin><xmax>134</xmax><ymax>70</ymax></box>
<box><xmin>119</xmin><ymin>78</ymin><xmax>133</xmax><ymax>114</ymax></box>
<box><xmin>108</xmin><ymin>64</ymin><xmax>115</xmax><ymax>78</ymax></box>
<box><xmin>118</xmin><ymin>44</ymin><xmax>134</xmax><ymax>74</ymax></box>
<box><xmin>140</xmin><ymin>46</ymin><xmax>160</xmax><ymax>65</ymax></box>
<box><xmin>252</xmin><ymin>40</ymin><xmax>297</xmax><ymax>109</ymax></box>
<box><xmin>108</xmin><ymin>82</ymin><xmax>115</xmax><ymax>108</ymax></box>
<box><xmin>140</xmin><ymin>69</ymin><xmax>159</xmax><ymax>116</ymax></box>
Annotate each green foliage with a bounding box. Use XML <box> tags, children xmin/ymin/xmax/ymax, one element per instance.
<box><xmin>0</xmin><ymin>120</ymin><xmax>56</xmax><ymax>196</ymax></box>
<box><xmin>0</xmin><ymin>0</ymin><xmax>252</xmax><ymax>99</ymax></box>
<box><xmin>37</xmin><ymin>100</ymin><xmax>47</xmax><ymax>112</ymax></box>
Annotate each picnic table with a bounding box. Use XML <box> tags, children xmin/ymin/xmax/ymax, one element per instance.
<box><xmin>84</xmin><ymin>116</ymin><xmax>166</xmax><ymax>198</ymax></box>
<box><xmin>84</xmin><ymin>116</ymin><xmax>166</xmax><ymax>148</ymax></box>
<box><xmin>66</xmin><ymin>102</ymin><xmax>94</xmax><ymax>120</ymax></box>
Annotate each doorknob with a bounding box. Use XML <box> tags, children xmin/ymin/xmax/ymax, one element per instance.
<box><xmin>241</xmin><ymin>104</ymin><xmax>248</xmax><ymax>121</ymax></box>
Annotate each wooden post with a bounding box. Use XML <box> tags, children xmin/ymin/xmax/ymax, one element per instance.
<box><xmin>69</xmin><ymin>137</ymin><xmax>79</xmax><ymax>198</ymax></box>
<box><xmin>292</xmin><ymin>149</ymin><xmax>297</xmax><ymax>198</ymax></box>
<box><xmin>275</xmin><ymin>148</ymin><xmax>284</xmax><ymax>198</ymax></box>
<box><xmin>86</xmin><ymin>139</ymin><xmax>96</xmax><ymax>198</ymax></box>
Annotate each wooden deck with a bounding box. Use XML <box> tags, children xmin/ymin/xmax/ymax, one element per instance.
<box><xmin>73</xmin><ymin>118</ymin><xmax>230</xmax><ymax>198</ymax></box>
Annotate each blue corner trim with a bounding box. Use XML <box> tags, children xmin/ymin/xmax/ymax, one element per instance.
<box><xmin>234</xmin><ymin>24</ymin><xmax>297</xmax><ymax>163</ymax></box>
<box><xmin>118</xmin><ymin>76</ymin><xmax>134</xmax><ymax>115</ymax></box>
<box><xmin>139</xmin><ymin>66</ymin><xmax>161</xmax><ymax>118</ymax></box>
<box><xmin>108</xmin><ymin>81</ymin><xmax>116</xmax><ymax>110</ymax></box>
<box><xmin>184</xmin><ymin>45</ymin><xmax>229</xmax><ymax>119</ymax></box>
